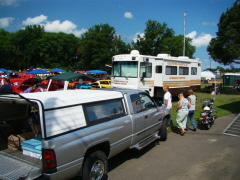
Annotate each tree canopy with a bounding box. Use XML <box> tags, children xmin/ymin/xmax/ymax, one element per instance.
<box><xmin>0</xmin><ymin>20</ymin><xmax>196</xmax><ymax>71</ymax></box>
<box><xmin>207</xmin><ymin>0</ymin><xmax>240</xmax><ymax>65</ymax></box>
<box><xmin>132</xmin><ymin>20</ymin><xmax>195</xmax><ymax>58</ymax></box>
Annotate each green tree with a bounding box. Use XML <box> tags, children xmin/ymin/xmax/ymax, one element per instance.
<box><xmin>10</xmin><ymin>25</ymin><xmax>45</xmax><ymax>69</ymax></box>
<box><xmin>0</xmin><ymin>29</ymin><xmax>14</xmax><ymax>69</ymax></box>
<box><xmin>162</xmin><ymin>35</ymin><xmax>195</xmax><ymax>58</ymax></box>
<box><xmin>80</xmin><ymin>23</ymin><xmax>129</xmax><ymax>70</ymax></box>
<box><xmin>132</xmin><ymin>20</ymin><xmax>175</xmax><ymax>55</ymax></box>
<box><xmin>38</xmin><ymin>32</ymin><xmax>81</xmax><ymax>69</ymax></box>
<box><xmin>207</xmin><ymin>0</ymin><xmax>240</xmax><ymax>65</ymax></box>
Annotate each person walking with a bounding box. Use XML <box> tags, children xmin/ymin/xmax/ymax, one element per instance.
<box><xmin>0</xmin><ymin>77</ymin><xmax>12</xmax><ymax>92</ymax></box>
<box><xmin>163</xmin><ymin>85</ymin><xmax>173</xmax><ymax>126</ymax></box>
<box><xmin>176</xmin><ymin>92</ymin><xmax>190</xmax><ymax>135</ymax></box>
<box><xmin>186</xmin><ymin>89</ymin><xmax>197</xmax><ymax>131</ymax></box>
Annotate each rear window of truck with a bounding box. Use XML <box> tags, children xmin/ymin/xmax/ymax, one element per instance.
<box><xmin>83</xmin><ymin>99</ymin><xmax>126</xmax><ymax>126</ymax></box>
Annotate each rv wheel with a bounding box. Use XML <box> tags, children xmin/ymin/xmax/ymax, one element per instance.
<box><xmin>82</xmin><ymin>151</ymin><xmax>108</xmax><ymax>180</ymax></box>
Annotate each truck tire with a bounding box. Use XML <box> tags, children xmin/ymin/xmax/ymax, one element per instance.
<box><xmin>159</xmin><ymin>118</ymin><xmax>168</xmax><ymax>141</ymax></box>
<box><xmin>82</xmin><ymin>151</ymin><xmax>108</xmax><ymax>180</ymax></box>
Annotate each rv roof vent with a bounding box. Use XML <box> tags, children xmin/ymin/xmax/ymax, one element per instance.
<box><xmin>157</xmin><ymin>53</ymin><xmax>169</xmax><ymax>58</ymax></box>
<box><xmin>130</xmin><ymin>50</ymin><xmax>140</xmax><ymax>55</ymax></box>
<box><xmin>178</xmin><ymin>56</ymin><xmax>189</xmax><ymax>60</ymax></box>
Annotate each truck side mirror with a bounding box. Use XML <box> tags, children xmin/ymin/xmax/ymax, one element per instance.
<box><xmin>156</xmin><ymin>100</ymin><xmax>162</xmax><ymax>106</ymax></box>
<box><xmin>141</xmin><ymin>72</ymin><xmax>146</xmax><ymax>81</ymax></box>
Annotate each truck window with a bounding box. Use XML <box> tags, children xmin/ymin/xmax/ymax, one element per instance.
<box><xmin>130</xmin><ymin>93</ymin><xmax>157</xmax><ymax>114</ymax></box>
<box><xmin>130</xmin><ymin>94</ymin><xmax>142</xmax><ymax>114</ymax></box>
<box><xmin>84</xmin><ymin>99</ymin><xmax>126</xmax><ymax>126</ymax></box>
<box><xmin>179</xmin><ymin>67</ymin><xmax>189</xmax><ymax>75</ymax></box>
<box><xmin>139</xmin><ymin>93</ymin><xmax>157</xmax><ymax>111</ymax></box>
<box><xmin>140</xmin><ymin>62</ymin><xmax>152</xmax><ymax>78</ymax></box>
<box><xmin>191</xmin><ymin>67</ymin><xmax>197</xmax><ymax>75</ymax></box>
<box><xmin>156</xmin><ymin>66</ymin><xmax>162</xmax><ymax>73</ymax></box>
<box><xmin>166</xmin><ymin>66</ymin><xmax>177</xmax><ymax>75</ymax></box>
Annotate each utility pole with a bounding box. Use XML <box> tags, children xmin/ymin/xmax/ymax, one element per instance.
<box><xmin>209</xmin><ymin>55</ymin><xmax>212</xmax><ymax>70</ymax></box>
<box><xmin>183</xmin><ymin>11</ymin><xmax>186</xmax><ymax>56</ymax></box>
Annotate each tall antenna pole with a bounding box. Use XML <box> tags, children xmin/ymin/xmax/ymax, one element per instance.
<box><xmin>183</xmin><ymin>11</ymin><xmax>186</xmax><ymax>56</ymax></box>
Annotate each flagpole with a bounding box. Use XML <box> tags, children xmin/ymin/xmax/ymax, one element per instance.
<box><xmin>183</xmin><ymin>11</ymin><xmax>186</xmax><ymax>56</ymax></box>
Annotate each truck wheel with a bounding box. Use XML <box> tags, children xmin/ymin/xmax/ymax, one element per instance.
<box><xmin>82</xmin><ymin>151</ymin><xmax>108</xmax><ymax>180</ymax></box>
<box><xmin>159</xmin><ymin>118</ymin><xmax>168</xmax><ymax>141</ymax></box>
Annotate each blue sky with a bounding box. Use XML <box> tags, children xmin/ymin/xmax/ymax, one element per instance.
<box><xmin>0</xmin><ymin>0</ymin><xmax>239</xmax><ymax>71</ymax></box>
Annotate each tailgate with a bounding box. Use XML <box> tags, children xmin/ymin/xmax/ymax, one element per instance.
<box><xmin>0</xmin><ymin>151</ymin><xmax>42</xmax><ymax>180</ymax></box>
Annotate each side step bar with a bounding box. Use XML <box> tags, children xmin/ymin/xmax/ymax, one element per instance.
<box><xmin>130</xmin><ymin>132</ymin><xmax>160</xmax><ymax>150</ymax></box>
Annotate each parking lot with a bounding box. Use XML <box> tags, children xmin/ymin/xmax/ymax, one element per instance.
<box><xmin>107</xmin><ymin>113</ymin><xmax>240</xmax><ymax>180</ymax></box>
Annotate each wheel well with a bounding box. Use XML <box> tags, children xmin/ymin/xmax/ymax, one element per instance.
<box><xmin>79</xmin><ymin>142</ymin><xmax>110</xmax><ymax>177</ymax></box>
<box><xmin>164</xmin><ymin>114</ymin><xmax>171</xmax><ymax>122</ymax></box>
<box><xmin>84</xmin><ymin>141</ymin><xmax>110</xmax><ymax>159</ymax></box>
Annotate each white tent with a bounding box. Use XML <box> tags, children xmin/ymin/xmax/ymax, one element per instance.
<box><xmin>201</xmin><ymin>70</ymin><xmax>221</xmax><ymax>80</ymax></box>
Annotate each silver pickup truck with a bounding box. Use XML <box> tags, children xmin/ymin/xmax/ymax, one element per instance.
<box><xmin>0</xmin><ymin>89</ymin><xmax>170</xmax><ymax>180</ymax></box>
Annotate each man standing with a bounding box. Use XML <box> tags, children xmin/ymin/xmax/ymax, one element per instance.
<box><xmin>163</xmin><ymin>86</ymin><xmax>173</xmax><ymax>126</ymax></box>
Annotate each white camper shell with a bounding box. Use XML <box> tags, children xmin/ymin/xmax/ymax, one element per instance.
<box><xmin>0</xmin><ymin>89</ymin><xmax>169</xmax><ymax>180</ymax></box>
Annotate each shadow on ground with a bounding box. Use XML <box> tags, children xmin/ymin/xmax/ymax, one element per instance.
<box><xmin>108</xmin><ymin>142</ymin><xmax>157</xmax><ymax>172</ymax></box>
<box><xmin>217</xmin><ymin>101</ymin><xmax>240</xmax><ymax>114</ymax></box>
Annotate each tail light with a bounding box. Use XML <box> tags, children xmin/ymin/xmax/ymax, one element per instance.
<box><xmin>201</xmin><ymin>113</ymin><xmax>207</xmax><ymax>119</ymax></box>
<box><xmin>43</xmin><ymin>149</ymin><xmax>57</xmax><ymax>168</ymax></box>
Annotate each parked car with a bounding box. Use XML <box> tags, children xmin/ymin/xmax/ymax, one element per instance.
<box><xmin>0</xmin><ymin>89</ymin><xmax>169</xmax><ymax>180</ymax></box>
<box><xmin>91</xmin><ymin>80</ymin><xmax>111</xmax><ymax>88</ymax></box>
<box><xmin>11</xmin><ymin>78</ymin><xmax>41</xmax><ymax>93</ymax></box>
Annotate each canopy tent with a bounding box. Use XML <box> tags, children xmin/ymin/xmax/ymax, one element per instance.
<box><xmin>51</xmin><ymin>68</ymin><xmax>66</xmax><ymax>73</ymax></box>
<box><xmin>50</xmin><ymin>72</ymin><xmax>97</xmax><ymax>81</ymax></box>
<box><xmin>86</xmin><ymin>70</ymin><xmax>107</xmax><ymax>74</ymax></box>
<box><xmin>0</xmin><ymin>68</ymin><xmax>9</xmax><ymax>73</ymax></box>
<box><xmin>26</xmin><ymin>69</ymin><xmax>50</xmax><ymax>74</ymax></box>
<box><xmin>47</xmin><ymin>72</ymin><xmax>97</xmax><ymax>91</ymax></box>
<box><xmin>201</xmin><ymin>70</ymin><xmax>221</xmax><ymax>79</ymax></box>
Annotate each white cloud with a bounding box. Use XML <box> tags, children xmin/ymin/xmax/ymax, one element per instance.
<box><xmin>132</xmin><ymin>32</ymin><xmax>145</xmax><ymax>42</ymax></box>
<box><xmin>71</xmin><ymin>28</ymin><xmax>87</xmax><ymax>37</ymax></box>
<box><xmin>0</xmin><ymin>17</ymin><xmax>14</xmax><ymax>28</ymax></box>
<box><xmin>22</xmin><ymin>14</ymin><xmax>47</xmax><ymax>25</ymax></box>
<box><xmin>186</xmin><ymin>31</ymin><xmax>213</xmax><ymax>47</ymax></box>
<box><xmin>124</xmin><ymin>12</ymin><xmax>133</xmax><ymax>19</ymax></box>
<box><xmin>0</xmin><ymin>0</ymin><xmax>19</xmax><ymax>6</ymax></box>
<box><xmin>21</xmin><ymin>15</ymin><xmax>86</xmax><ymax>37</ymax></box>
<box><xmin>44</xmin><ymin>20</ymin><xmax>77</xmax><ymax>32</ymax></box>
<box><xmin>44</xmin><ymin>20</ymin><xmax>87</xmax><ymax>37</ymax></box>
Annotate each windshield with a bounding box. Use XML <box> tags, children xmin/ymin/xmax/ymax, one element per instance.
<box><xmin>112</xmin><ymin>61</ymin><xmax>138</xmax><ymax>78</ymax></box>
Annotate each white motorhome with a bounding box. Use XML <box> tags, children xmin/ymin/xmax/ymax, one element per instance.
<box><xmin>111</xmin><ymin>50</ymin><xmax>201</xmax><ymax>97</ymax></box>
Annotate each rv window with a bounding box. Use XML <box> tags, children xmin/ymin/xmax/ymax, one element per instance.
<box><xmin>84</xmin><ymin>99</ymin><xmax>126</xmax><ymax>126</ymax></box>
<box><xmin>140</xmin><ymin>62</ymin><xmax>152</xmax><ymax>78</ymax></box>
<box><xmin>179</xmin><ymin>67</ymin><xmax>189</xmax><ymax>75</ymax></box>
<box><xmin>166</xmin><ymin>66</ymin><xmax>177</xmax><ymax>75</ymax></box>
<box><xmin>191</xmin><ymin>67</ymin><xmax>197</xmax><ymax>75</ymax></box>
<box><xmin>112</xmin><ymin>61</ymin><xmax>138</xmax><ymax>78</ymax></box>
<box><xmin>156</xmin><ymin>66</ymin><xmax>162</xmax><ymax>73</ymax></box>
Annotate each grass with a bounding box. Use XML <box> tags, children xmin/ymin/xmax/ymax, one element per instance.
<box><xmin>168</xmin><ymin>84</ymin><xmax>240</xmax><ymax>131</ymax></box>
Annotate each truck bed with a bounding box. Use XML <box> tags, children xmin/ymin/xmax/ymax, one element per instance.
<box><xmin>0</xmin><ymin>149</ymin><xmax>42</xmax><ymax>180</ymax></box>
